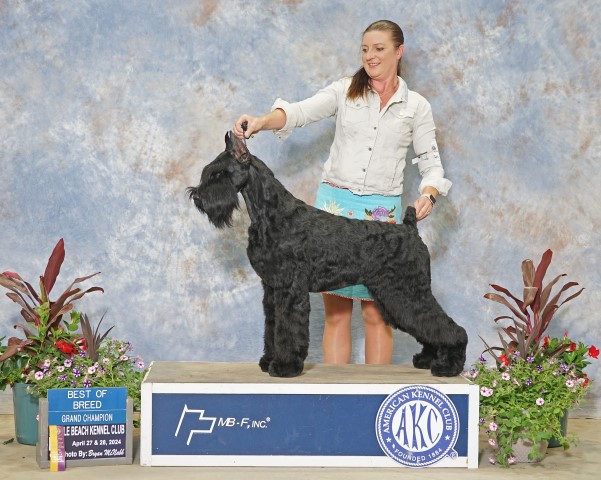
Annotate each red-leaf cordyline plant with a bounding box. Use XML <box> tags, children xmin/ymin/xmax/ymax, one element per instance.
<box><xmin>0</xmin><ymin>238</ymin><xmax>103</xmax><ymax>370</ymax></box>
<box><xmin>481</xmin><ymin>249</ymin><xmax>584</xmax><ymax>363</ymax></box>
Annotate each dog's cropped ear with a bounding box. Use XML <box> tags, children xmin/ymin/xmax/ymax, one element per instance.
<box><xmin>225</xmin><ymin>131</ymin><xmax>250</xmax><ymax>165</ymax></box>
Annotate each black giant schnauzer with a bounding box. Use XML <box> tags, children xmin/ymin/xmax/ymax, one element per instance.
<box><xmin>188</xmin><ymin>132</ymin><xmax>467</xmax><ymax>378</ymax></box>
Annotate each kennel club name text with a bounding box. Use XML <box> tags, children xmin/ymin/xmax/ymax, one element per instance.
<box><xmin>376</xmin><ymin>386</ymin><xmax>460</xmax><ymax>467</ymax></box>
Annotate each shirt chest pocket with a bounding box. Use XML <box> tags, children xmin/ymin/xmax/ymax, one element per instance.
<box><xmin>387</xmin><ymin>106</ymin><xmax>415</xmax><ymax>138</ymax></box>
<box><xmin>342</xmin><ymin>100</ymin><xmax>370</xmax><ymax>125</ymax></box>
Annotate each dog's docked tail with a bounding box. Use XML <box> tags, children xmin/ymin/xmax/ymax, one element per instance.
<box><xmin>402</xmin><ymin>206</ymin><xmax>418</xmax><ymax>228</ymax></box>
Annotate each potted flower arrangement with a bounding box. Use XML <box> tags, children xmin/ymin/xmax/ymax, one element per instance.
<box><xmin>0</xmin><ymin>239</ymin><xmax>145</xmax><ymax>444</ymax></box>
<box><xmin>465</xmin><ymin>249</ymin><xmax>597</xmax><ymax>466</ymax></box>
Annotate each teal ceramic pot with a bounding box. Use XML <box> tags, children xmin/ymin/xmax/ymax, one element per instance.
<box><xmin>12</xmin><ymin>383</ymin><xmax>39</xmax><ymax>445</ymax></box>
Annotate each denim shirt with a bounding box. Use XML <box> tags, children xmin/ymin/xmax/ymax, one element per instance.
<box><xmin>271</xmin><ymin>76</ymin><xmax>452</xmax><ymax>197</ymax></box>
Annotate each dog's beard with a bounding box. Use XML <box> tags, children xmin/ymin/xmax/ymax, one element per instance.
<box><xmin>188</xmin><ymin>180</ymin><xmax>239</xmax><ymax>229</ymax></box>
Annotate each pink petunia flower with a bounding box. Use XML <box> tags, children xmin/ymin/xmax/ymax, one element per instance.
<box><xmin>480</xmin><ymin>387</ymin><xmax>494</xmax><ymax>397</ymax></box>
<box><xmin>536</xmin><ymin>397</ymin><xmax>545</xmax><ymax>406</ymax></box>
<box><xmin>501</xmin><ymin>372</ymin><xmax>511</xmax><ymax>381</ymax></box>
<box><xmin>489</xmin><ymin>422</ymin><xmax>498</xmax><ymax>432</ymax></box>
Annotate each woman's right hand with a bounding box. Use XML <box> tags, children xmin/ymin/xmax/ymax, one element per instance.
<box><xmin>234</xmin><ymin>115</ymin><xmax>262</xmax><ymax>139</ymax></box>
<box><xmin>233</xmin><ymin>109</ymin><xmax>287</xmax><ymax>139</ymax></box>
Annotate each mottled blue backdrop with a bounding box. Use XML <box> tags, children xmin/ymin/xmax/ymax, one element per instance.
<box><xmin>1</xmin><ymin>1</ymin><xmax>599</xmax><ymax>416</ymax></box>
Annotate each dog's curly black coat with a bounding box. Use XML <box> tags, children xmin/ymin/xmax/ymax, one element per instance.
<box><xmin>188</xmin><ymin>132</ymin><xmax>468</xmax><ymax>378</ymax></box>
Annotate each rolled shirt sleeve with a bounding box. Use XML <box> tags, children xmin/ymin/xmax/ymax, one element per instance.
<box><xmin>411</xmin><ymin>98</ymin><xmax>452</xmax><ymax>196</ymax></box>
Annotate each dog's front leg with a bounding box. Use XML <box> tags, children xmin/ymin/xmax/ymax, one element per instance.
<box><xmin>259</xmin><ymin>281</ymin><xmax>275</xmax><ymax>372</ymax></box>
<box><xmin>268</xmin><ymin>287</ymin><xmax>310</xmax><ymax>378</ymax></box>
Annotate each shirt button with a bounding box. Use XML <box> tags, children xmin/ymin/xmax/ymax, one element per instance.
<box><xmin>362</xmin><ymin>168</ymin><xmax>366</xmax><ymax>172</ymax></box>
<box><xmin>368</xmin><ymin>147</ymin><xmax>372</xmax><ymax>151</ymax></box>
<box><xmin>373</xmin><ymin>127</ymin><xmax>377</xmax><ymax>130</ymax></box>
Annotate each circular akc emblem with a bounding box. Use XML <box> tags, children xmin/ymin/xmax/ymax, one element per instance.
<box><xmin>375</xmin><ymin>385</ymin><xmax>459</xmax><ymax>467</ymax></box>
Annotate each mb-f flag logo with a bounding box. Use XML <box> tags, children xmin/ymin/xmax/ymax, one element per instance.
<box><xmin>375</xmin><ymin>386</ymin><xmax>459</xmax><ymax>467</ymax></box>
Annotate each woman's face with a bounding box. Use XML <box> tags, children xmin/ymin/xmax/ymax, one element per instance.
<box><xmin>361</xmin><ymin>30</ymin><xmax>403</xmax><ymax>81</ymax></box>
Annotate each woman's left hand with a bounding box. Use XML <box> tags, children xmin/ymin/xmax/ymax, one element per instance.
<box><xmin>414</xmin><ymin>194</ymin><xmax>435</xmax><ymax>221</ymax></box>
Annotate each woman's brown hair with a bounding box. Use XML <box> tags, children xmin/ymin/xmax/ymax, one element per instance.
<box><xmin>347</xmin><ymin>20</ymin><xmax>404</xmax><ymax>102</ymax></box>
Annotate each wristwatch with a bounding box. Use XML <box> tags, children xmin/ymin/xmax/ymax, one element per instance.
<box><xmin>422</xmin><ymin>194</ymin><xmax>436</xmax><ymax>206</ymax></box>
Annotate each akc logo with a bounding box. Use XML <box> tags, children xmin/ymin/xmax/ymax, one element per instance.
<box><xmin>375</xmin><ymin>386</ymin><xmax>459</xmax><ymax>467</ymax></box>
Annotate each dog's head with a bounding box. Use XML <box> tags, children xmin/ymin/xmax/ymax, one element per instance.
<box><xmin>187</xmin><ymin>131</ymin><xmax>251</xmax><ymax>228</ymax></box>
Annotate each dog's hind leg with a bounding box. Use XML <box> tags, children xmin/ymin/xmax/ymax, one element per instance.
<box><xmin>259</xmin><ymin>281</ymin><xmax>275</xmax><ymax>373</ymax></box>
<box><xmin>268</xmin><ymin>286</ymin><xmax>310</xmax><ymax>378</ymax></box>
<box><xmin>370</xmin><ymin>285</ymin><xmax>467</xmax><ymax>377</ymax></box>
<box><xmin>371</xmin><ymin>289</ymin><xmax>435</xmax><ymax>368</ymax></box>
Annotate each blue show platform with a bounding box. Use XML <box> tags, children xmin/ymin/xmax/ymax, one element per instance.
<box><xmin>140</xmin><ymin>362</ymin><xmax>479</xmax><ymax>469</ymax></box>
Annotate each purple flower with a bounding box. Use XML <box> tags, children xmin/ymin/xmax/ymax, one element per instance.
<box><xmin>58</xmin><ymin>374</ymin><xmax>67</xmax><ymax>381</ymax></box>
<box><xmin>526</xmin><ymin>356</ymin><xmax>534</xmax><ymax>363</ymax></box>
<box><xmin>478</xmin><ymin>356</ymin><xmax>487</xmax><ymax>363</ymax></box>
<box><xmin>73</xmin><ymin>368</ymin><xmax>81</xmax><ymax>378</ymax></box>
<box><xmin>526</xmin><ymin>379</ymin><xmax>532</xmax><ymax>386</ymax></box>
<box><xmin>83</xmin><ymin>379</ymin><xmax>91</xmax><ymax>388</ymax></box>
<box><xmin>537</xmin><ymin>365</ymin><xmax>543</xmax><ymax>372</ymax></box>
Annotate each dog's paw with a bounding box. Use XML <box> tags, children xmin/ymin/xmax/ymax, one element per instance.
<box><xmin>268</xmin><ymin>359</ymin><xmax>303</xmax><ymax>378</ymax></box>
<box><xmin>259</xmin><ymin>355</ymin><xmax>272</xmax><ymax>373</ymax></box>
<box><xmin>430</xmin><ymin>360</ymin><xmax>463</xmax><ymax>377</ymax></box>
<box><xmin>412</xmin><ymin>344</ymin><xmax>437</xmax><ymax>369</ymax></box>
<box><xmin>412</xmin><ymin>351</ymin><xmax>434</xmax><ymax>369</ymax></box>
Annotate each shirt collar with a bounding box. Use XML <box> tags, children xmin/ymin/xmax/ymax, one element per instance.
<box><xmin>392</xmin><ymin>76</ymin><xmax>408</xmax><ymax>103</ymax></box>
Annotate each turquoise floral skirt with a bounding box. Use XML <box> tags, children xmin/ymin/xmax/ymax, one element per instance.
<box><xmin>314</xmin><ymin>182</ymin><xmax>402</xmax><ymax>300</ymax></box>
